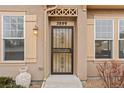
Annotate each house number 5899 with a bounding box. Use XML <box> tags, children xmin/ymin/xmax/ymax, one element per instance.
<box><xmin>57</xmin><ymin>21</ymin><xmax>67</xmax><ymax>26</ymax></box>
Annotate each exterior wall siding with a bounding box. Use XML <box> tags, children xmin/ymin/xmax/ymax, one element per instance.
<box><xmin>87</xmin><ymin>9</ymin><xmax>124</xmax><ymax>77</ymax></box>
<box><xmin>0</xmin><ymin>5</ymin><xmax>45</xmax><ymax>80</ymax></box>
<box><xmin>0</xmin><ymin>5</ymin><xmax>124</xmax><ymax>81</ymax></box>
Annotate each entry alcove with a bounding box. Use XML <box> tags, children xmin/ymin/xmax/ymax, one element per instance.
<box><xmin>48</xmin><ymin>17</ymin><xmax>77</xmax><ymax>74</ymax></box>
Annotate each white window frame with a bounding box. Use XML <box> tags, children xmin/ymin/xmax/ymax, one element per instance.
<box><xmin>118</xmin><ymin>19</ymin><xmax>124</xmax><ymax>60</ymax></box>
<box><xmin>94</xmin><ymin>18</ymin><xmax>114</xmax><ymax>61</ymax></box>
<box><xmin>1</xmin><ymin>14</ymin><xmax>25</xmax><ymax>63</ymax></box>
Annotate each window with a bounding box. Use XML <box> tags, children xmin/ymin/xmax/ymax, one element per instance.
<box><xmin>119</xmin><ymin>20</ymin><xmax>124</xmax><ymax>58</ymax></box>
<box><xmin>95</xmin><ymin>19</ymin><xmax>113</xmax><ymax>59</ymax></box>
<box><xmin>95</xmin><ymin>40</ymin><xmax>112</xmax><ymax>58</ymax></box>
<box><xmin>3</xmin><ymin>16</ymin><xmax>24</xmax><ymax>61</ymax></box>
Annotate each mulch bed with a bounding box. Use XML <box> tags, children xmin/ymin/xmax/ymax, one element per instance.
<box><xmin>30</xmin><ymin>82</ymin><xmax>42</xmax><ymax>88</ymax></box>
<box><xmin>84</xmin><ymin>79</ymin><xmax>105</xmax><ymax>88</ymax></box>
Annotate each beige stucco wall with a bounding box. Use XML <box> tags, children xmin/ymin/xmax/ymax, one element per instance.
<box><xmin>87</xmin><ymin>9</ymin><xmax>124</xmax><ymax>77</ymax></box>
<box><xmin>0</xmin><ymin>5</ymin><xmax>44</xmax><ymax>81</ymax></box>
<box><xmin>1</xmin><ymin>5</ymin><xmax>124</xmax><ymax>81</ymax></box>
<box><xmin>77</xmin><ymin>6</ymin><xmax>87</xmax><ymax>80</ymax></box>
<box><xmin>45</xmin><ymin>5</ymin><xmax>87</xmax><ymax>80</ymax></box>
<box><xmin>0</xmin><ymin>5</ymin><xmax>88</xmax><ymax>81</ymax></box>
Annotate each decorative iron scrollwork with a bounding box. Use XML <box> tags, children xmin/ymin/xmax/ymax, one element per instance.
<box><xmin>61</xmin><ymin>55</ymin><xmax>64</xmax><ymax>69</ymax></box>
<box><xmin>60</xmin><ymin>32</ymin><xmax>64</xmax><ymax>44</ymax></box>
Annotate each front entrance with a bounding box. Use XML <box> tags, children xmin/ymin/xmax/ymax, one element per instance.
<box><xmin>51</xmin><ymin>26</ymin><xmax>73</xmax><ymax>74</ymax></box>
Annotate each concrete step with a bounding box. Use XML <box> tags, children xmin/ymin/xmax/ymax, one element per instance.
<box><xmin>44</xmin><ymin>75</ymin><xmax>82</xmax><ymax>88</ymax></box>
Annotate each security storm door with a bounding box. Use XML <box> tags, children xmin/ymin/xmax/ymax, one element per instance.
<box><xmin>51</xmin><ymin>26</ymin><xmax>73</xmax><ymax>74</ymax></box>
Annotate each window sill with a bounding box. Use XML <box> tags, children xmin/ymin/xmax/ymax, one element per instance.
<box><xmin>94</xmin><ymin>58</ymin><xmax>113</xmax><ymax>61</ymax></box>
<box><xmin>0</xmin><ymin>61</ymin><xmax>25</xmax><ymax>64</ymax></box>
<box><xmin>93</xmin><ymin>59</ymin><xmax>112</xmax><ymax>63</ymax></box>
<box><xmin>93</xmin><ymin>59</ymin><xmax>124</xmax><ymax>64</ymax></box>
<box><xmin>118</xmin><ymin>59</ymin><xmax>124</xmax><ymax>63</ymax></box>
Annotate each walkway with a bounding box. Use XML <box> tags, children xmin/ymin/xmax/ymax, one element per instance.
<box><xmin>44</xmin><ymin>75</ymin><xmax>82</xmax><ymax>88</ymax></box>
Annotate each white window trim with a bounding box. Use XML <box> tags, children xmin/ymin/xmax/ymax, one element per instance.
<box><xmin>118</xmin><ymin>19</ymin><xmax>124</xmax><ymax>60</ymax></box>
<box><xmin>94</xmin><ymin>18</ymin><xmax>114</xmax><ymax>61</ymax></box>
<box><xmin>1</xmin><ymin>14</ymin><xmax>26</xmax><ymax>63</ymax></box>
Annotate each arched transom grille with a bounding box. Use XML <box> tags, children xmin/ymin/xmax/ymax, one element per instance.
<box><xmin>47</xmin><ymin>8</ymin><xmax>78</xmax><ymax>16</ymax></box>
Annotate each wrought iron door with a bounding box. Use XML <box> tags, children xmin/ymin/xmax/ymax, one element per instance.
<box><xmin>51</xmin><ymin>26</ymin><xmax>73</xmax><ymax>74</ymax></box>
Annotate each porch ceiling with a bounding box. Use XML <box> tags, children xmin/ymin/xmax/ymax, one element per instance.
<box><xmin>87</xmin><ymin>5</ymin><xmax>124</xmax><ymax>10</ymax></box>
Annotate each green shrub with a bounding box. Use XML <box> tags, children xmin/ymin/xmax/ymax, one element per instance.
<box><xmin>0</xmin><ymin>77</ymin><xmax>24</xmax><ymax>88</ymax></box>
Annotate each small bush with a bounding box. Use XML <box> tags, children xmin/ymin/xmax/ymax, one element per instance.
<box><xmin>0</xmin><ymin>77</ymin><xmax>24</xmax><ymax>88</ymax></box>
<box><xmin>96</xmin><ymin>60</ymin><xmax>124</xmax><ymax>88</ymax></box>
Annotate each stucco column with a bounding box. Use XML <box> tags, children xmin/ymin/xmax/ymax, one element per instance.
<box><xmin>77</xmin><ymin>6</ymin><xmax>87</xmax><ymax>80</ymax></box>
<box><xmin>43</xmin><ymin>8</ymin><xmax>50</xmax><ymax>80</ymax></box>
<box><xmin>43</xmin><ymin>6</ymin><xmax>58</xmax><ymax>80</ymax></box>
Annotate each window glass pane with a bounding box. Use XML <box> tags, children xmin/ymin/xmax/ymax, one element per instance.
<box><xmin>119</xmin><ymin>40</ymin><xmax>124</xmax><ymax>58</ymax></box>
<box><xmin>11</xmin><ymin>24</ymin><xmax>17</xmax><ymax>31</ymax></box>
<box><xmin>3</xmin><ymin>16</ymin><xmax>11</xmax><ymax>23</ymax></box>
<box><xmin>18</xmin><ymin>16</ymin><xmax>24</xmax><ymax>23</ymax></box>
<box><xmin>95</xmin><ymin>40</ymin><xmax>112</xmax><ymax>58</ymax></box>
<box><xmin>119</xmin><ymin>20</ymin><xmax>124</xmax><ymax>39</ymax></box>
<box><xmin>3</xmin><ymin>16</ymin><xmax>24</xmax><ymax>38</ymax></box>
<box><xmin>4</xmin><ymin>39</ymin><xmax>24</xmax><ymax>60</ymax></box>
<box><xmin>11</xmin><ymin>16</ymin><xmax>17</xmax><ymax>24</ymax></box>
<box><xmin>18</xmin><ymin>24</ymin><xmax>23</xmax><ymax>31</ymax></box>
<box><xmin>95</xmin><ymin>20</ymin><xmax>113</xmax><ymax>40</ymax></box>
<box><xmin>3</xmin><ymin>24</ymin><xmax>10</xmax><ymax>31</ymax></box>
<box><xmin>17</xmin><ymin>31</ymin><xmax>23</xmax><ymax>37</ymax></box>
<box><xmin>4</xmin><ymin>31</ymin><xmax>10</xmax><ymax>37</ymax></box>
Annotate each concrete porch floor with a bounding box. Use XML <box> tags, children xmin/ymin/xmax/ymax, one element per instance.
<box><xmin>44</xmin><ymin>75</ymin><xmax>82</xmax><ymax>88</ymax></box>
